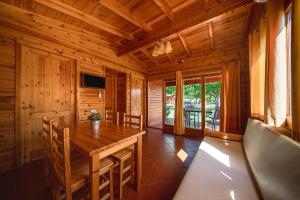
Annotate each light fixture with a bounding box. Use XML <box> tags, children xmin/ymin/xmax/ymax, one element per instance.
<box><xmin>165</xmin><ymin>41</ymin><xmax>173</xmax><ymax>54</ymax></box>
<box><xmin>152</xmin><ymin>45</ymin><xmax>160</xmax><ymax>57</ymax></box>
<box><xmin>151</xmin><ymin>40</ymin><xmax>173</xmax><ymax>57</ymax></box>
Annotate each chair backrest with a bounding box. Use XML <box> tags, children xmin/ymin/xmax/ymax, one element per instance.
<box><xmin>123</xmin><ymin>113</ymin><xmax>143</xmax><ymax>131</ymax></box>
<box><xmin>105</xmin><ymin>110</ymin><xmax>119</xmax><ymax>125</ymax></box>
<box><xmin>51</xmin><ymin>124</ymin><xmax>72</xmax><ymax>200</ymax></box>
<box><xmin>42</xmin><ymin>117</ymin><xmax>54</xmax><ymax>162</ymax></box>
<box><xmin>243</xmin><ymin>118</ymin><xmax>300</xmax><ymax>200</ymax></box>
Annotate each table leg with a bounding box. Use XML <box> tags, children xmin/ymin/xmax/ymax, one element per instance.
<box><xmin>90</xmin><ymin>154</ymin><xmax>99</xmax><ymax>200</ymax></box>
<box><xmin>134</xmin><ymin>135</ymin><xmax>142</xmax><ymax>190</ymax></box>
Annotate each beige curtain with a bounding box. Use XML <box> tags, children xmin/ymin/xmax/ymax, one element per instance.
<box><xmin>222</xmin><ymin>60</ymin><xmax>241</xmax><ymax>133</ymax></box>
<box><xmin>174</xmin><ymin>71</ymin><xmax>185</xmax><ymax>135</ymax></box>
<box><xmin>249</xmin><ymin>13</ymin><xmax>267</xmax><ymax>120</ymax></box>
<box><xmin>292</xmin><ymin>0</ymin><xmax>300</xmax><ymax>141</ymax></box>
<box><xmin>266</xmin><ymin>0</ymin><xmax>287</xmax><ymax>127</ymax></box>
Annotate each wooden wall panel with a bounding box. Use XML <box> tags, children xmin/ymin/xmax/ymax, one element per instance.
<box><xmin>77</xmin><ymin>62</ymin><xmax>105</xmax><ymax>121</ymax></box>
<box><xmin>0</xmin><ymin>36</ymin><xmax>16</xmax><ymax>172</ymax></box>
<box><xmin>148</xmin><ymin>80</ymin><xmax>163</xmax><ymax>129</ymax></box>
<box><xmin>18</xmin><ymin>46</ymin><xmax>75</xmax><ymax>163</ymax></box>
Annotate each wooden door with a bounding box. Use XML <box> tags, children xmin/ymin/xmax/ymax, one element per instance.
<box><xmin>148</xmin><ymin>80</ymin><xmax>163</xmax><ymax>129</ymax></box>
<box><xmin>19</xmin><ymin>46</ymin><xmax>75</xmax><ymax>163</ymax></box>
<box><xmin>130</xmin><ymin>75</ymin><xmax>145</xmax><ymax>126</ymax></box>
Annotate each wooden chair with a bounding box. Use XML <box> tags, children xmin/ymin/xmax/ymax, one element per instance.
<box><xmin>105</xmin><ymin>110</ymin><xmax>119</xmax><ymax>125</ymax></box>
<box><xmin>123</xmin><ymin>113</ymin><xmax>143</xmax><ymax>131</ymax></box>
<box><xmin>42</xmin><ymin>116</ymin><xmax>54</xmax><ymax>186</ymax></box>
<box><xmin>51</xmin><ymin>124</ymin><xmax>115</xmax><ymax>200</ymax></box>
<box><xmin>112</xmin><ymin>113</ymin><xmax>143</xmax><ymax>199</ymax></box>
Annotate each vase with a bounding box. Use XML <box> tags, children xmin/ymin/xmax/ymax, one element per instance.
<box><xmin>91</xmin><ymin>120</ymin><xmax>100</xmax><ymax>130</ymax></box>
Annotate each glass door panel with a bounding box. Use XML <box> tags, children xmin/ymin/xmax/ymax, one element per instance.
<box><xmin>165</xmin><ymin>85</ymin><xmax>176</xmax><ymax>125</ymax></box>
<box><xmin>183</xmin><ymin>79</ymin><xmax>201</xmax><ymax>129</ymax></box>
<box><xmin>205</xmin><ymin>77</ymin><xmax>221</xmax><ymax>131</ymax></box>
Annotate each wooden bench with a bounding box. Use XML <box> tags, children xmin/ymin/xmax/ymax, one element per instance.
<box><xmin>173</xmin><ymin>118</ymin><xmax>300</xmax><ymax>200</ymax></box>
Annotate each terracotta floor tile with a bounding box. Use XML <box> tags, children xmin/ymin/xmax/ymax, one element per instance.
<box><xmin>0</xmin><ymin>128</ymin><xmax>203</xmax><ymax>200</ymax></box>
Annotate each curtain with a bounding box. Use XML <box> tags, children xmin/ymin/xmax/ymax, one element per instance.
<box><xmin>292</xmin><ymin>0</ymin><xmax>300</xmax><ymax>141</ymax></box>
<box><xmin>266</xmin><ymin>0</ymin><xmax>287</xmax><ymax>127</ymax></box>
<box><xmin>174</xmin><ymin>71</ymin><xmax>185</xmax><ymax>135</ymax></box>
<box><xmin>249</xmin><ymin>13</ymin><xmax>267</xmax><ymax>120</ymax></box>
<box><xmin>222</xmin><ymin>60</ymin><xmax>241</xmax><ymax>133</ymax></box>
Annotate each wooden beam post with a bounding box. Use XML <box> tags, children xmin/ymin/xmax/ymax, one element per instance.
<box><xmin>141</xmin><ymin>48</ymin><xmax>159</xmax><ymax>66</ymax></box>
<box><xmin>178</xmin><ymin>32</ymin><xmax>191</xmax><ymax>57</ymax></box>
<box><xmin>152</xmin><ymin>0</ymin><xmax>174</xmax><ymax>20</ymax></box>
<box><xmin>98</xmin><ymin>0</ymin><xmax>152</xmax><ymax>32</ymax></box>
<box><xmin>208</xmin><ymin>22</ymin><xmax>215</xmax><ymax>51</ymax></box>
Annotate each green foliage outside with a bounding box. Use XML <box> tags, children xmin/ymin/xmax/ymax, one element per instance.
<box><xmin>166</xmin><ymin>82</ymin><xmax>221</xmax><ymax>106</ymax></box>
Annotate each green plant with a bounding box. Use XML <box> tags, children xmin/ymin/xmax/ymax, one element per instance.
<box><xmin>88</xmin><ymin>113</ymin><xmax>103</xmax><ymax>121</ymax></box>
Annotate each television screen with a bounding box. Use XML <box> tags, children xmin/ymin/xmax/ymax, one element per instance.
<box><xmin>81</xmin><ymin>73</ymin><xmax>105</xmax><ymax>89</ymax></box>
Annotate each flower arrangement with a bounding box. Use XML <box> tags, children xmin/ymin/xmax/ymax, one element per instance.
<box><xmin>88</xmin><ymin>112</ymin><xmax>103</xmax><ymax>121</ymax></box>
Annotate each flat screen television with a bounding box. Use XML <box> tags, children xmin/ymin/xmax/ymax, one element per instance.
<box><xmin>80</xmin><ymin>73</ymin><xmax>105</xmax><ymax>89</ymax></box>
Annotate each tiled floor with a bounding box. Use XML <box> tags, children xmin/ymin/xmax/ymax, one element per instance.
<box><xmin>0</xmin><ymin>128</ymin><xmax>203</xmax><ymax>200</ymax></box>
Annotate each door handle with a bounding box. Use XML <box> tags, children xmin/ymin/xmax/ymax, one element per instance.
<box><xmin>22</xmin><ymin>104</ymin><xmax>35</xmax><ymax>110</ymax></box>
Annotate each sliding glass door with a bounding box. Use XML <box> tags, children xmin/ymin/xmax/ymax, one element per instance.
<box><xmin>205</xmin><ymin>76</ymin><xmax>221</xmax><ymax>131</ymax></box>
<box><xmin>183</xmin><ymin>79</ymin><xmax>201</xmax><ymax>129</ymax></box>
<box><xmin>165</xmin><ymin>84</ymin><xmax>176</xmax><ymax>126</ymax></box>
<box><xmin>163</xmin><ymin>74</ymin><xmax>222</xmax><ymax>134</ymax></box>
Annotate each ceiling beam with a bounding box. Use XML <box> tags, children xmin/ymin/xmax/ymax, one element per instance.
<box><xmin>35</xmin><ymin>0</ymin><xmax>134</xmax><ymax>40</ymax></box>
<box><xmin>152</xmin><ymin>0</ymin><xmax>174</xmax><ymax>20</ymax></box>
<box><xmin>148</xmin><ymin>0</ymin><xmax>197</xmax><ymax>26</ymax></box>
<box><xmin>208</xmin><ymin>22</ymin><xmax>215</xmax><ymax>51</ymax></box>
<box><xmin>140</xmin><ymin>48</ymin><xmax>159</xmax><ymax>66</ymax></box>
<box><xmin>98</xmin><ymin>0</ymin><xmax>152</xmax><ymax>32</ymax></box>
<box><xmin>166</xmin><ymin>53</ymin><xmax>174</xmax><ymax>62</ymax></box>
<box><xmin>178</xmin><ymin>32</ymin><xmax>191</xmax><ymax>57</ymax></box>
<box><xmin>117</xmin><ymin>0</ymin><xmax>253</xmax><ymax>55</ymax></box>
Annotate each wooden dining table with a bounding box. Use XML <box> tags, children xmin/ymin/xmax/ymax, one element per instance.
<box><xmin>68</xmin><ymin>121</ymin><xmax>145</xmax><ymax>200</ymax></box>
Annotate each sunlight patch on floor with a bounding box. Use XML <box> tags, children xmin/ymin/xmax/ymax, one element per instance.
<box><xmin>177</xmin><ymin>149</ymin><xmax>188</xmax><ymax>162</ymax></box>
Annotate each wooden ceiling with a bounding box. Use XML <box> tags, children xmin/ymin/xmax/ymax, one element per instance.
<box><xmin>1</xmin><ymin>0</ymin><xmax>255</xmax><ymax>72</ymax></box>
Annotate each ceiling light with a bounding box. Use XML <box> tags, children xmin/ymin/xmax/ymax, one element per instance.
<box><xmin>151</xmin><ymin>40</ymin><xmax>173</xmax><ymax>57</ymax></box>
<box><xmin>165</xmin><ymin>41</ymin><xmax>173</xmax><ymax>54</ymax></box>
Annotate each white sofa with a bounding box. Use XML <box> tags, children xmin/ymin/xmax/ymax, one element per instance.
<box><xmin>173</xmin><ymin>118</ymin><xmax>300</xmax><ymax>200</ymax></box>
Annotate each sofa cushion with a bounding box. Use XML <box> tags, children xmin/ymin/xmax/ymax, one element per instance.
<box><xmin>173</xmin><ymin>136</ymin><xmax>259</xmax><ymax>200</ymax></box>
<box><xmin>243</xmin><ymin>118</ymin><xmax>300</xmax><ymax>200</ymax></box>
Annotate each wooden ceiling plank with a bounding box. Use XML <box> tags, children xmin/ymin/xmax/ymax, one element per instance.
<box><xmin>152</xmin><ymin>0</ymin><xmax>174</xmax><ymax>20</ymax></box>
<box><xmin>34</xmin><ymin>0</ymin><xmax>134</xmax><ymax>40</ymax></box>
<box><xmin>118</xmin><ymin>0</ymin><xmax>253</xmax><ymax>55</ymax></box>
<box><xmin>178</xmin><ymin>32</ymin><xmax>191</xmax><ymax>57</ymax></box>
<box><xmin>208</xmin><ymin>22</ymin><xmax>215</xmax><ymax>51</ymax></box>
<box><xmin>140</xmin><ymin>48</ymin><xmax>159</xmax><ymax>66</ymax></box>
<box><xmin>98</xmin><ymin>0</ymin><xmax>152</xmax><ymax>32</ymax></box>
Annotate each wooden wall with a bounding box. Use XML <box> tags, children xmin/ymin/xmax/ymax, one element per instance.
<box><xmin>77</xmin><ymin>62</ymin><xmax>105</xmax><ymax>121</ymax></box>
<box><xmin>0</xmin><ymin>10</ymin><xmax>146</xmax><ymax>172</ymax></box>
<box><xmin>0</xmin><ymin>36</ymin><xmax>16</xmax><ymax>172</ymax></box>
<box><xmin>148</xmin><ymin>80</ymin><xmax>164</xmax><ymax>129</ymax></box>
<box><xmin>18</xmin><ymin>46</ymin><xmax>76</xmax><ymax>163</ymax></box>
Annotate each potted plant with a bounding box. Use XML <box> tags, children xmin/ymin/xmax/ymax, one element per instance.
<box><xmin>88</xmin><ymin>112</ymin><xmax>103</xmax><ymax>130</ymax></box>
